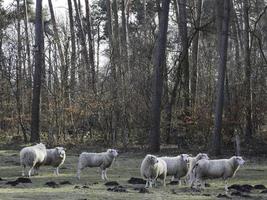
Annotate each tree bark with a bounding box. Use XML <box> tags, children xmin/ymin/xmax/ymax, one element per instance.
<box><xmin>191</xmin><ymin>0</ymin><xmax>202</xmax><ymax>111</ymax></box>
<box><xmin>243</xmin><ymin>0</ymin><xmax>253</xmax><ymax>141</ymax></box>
<box><xmin>178</xmin><ymin>0</ymin><xmax>190</xmax><ymax>114</ymax></box>
<box><xmin>30</xmin><ymin>0</ymin><xmax>44</xmax><ymax>142</ymax></box>
<box><xmin>85</xmin><ymin>0</ymin><xmax>97</xmax><ymax>94</ymax></box>
<box><xmin>211</xmin><ymin>0</ymin><xmax>230</xmax><ymax>155</ymax></box>
<box><xmin>149</xmin><ymin>0</ymin><xmax>171</xmax><ymax>153</ymax></box>
<box><xmin>67</xmin><ymin>0</ymin><xmax>76</xmax><ymax>99</ymax></box>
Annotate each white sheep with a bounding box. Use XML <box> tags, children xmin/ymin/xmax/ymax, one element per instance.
<box><xmin>140</xmin><ymin>154</ymin><xmax>167</xmax><ymax>188</ymax></box>
<box><xmin>20</xmin><ymin>143</ymin><xmax>47</xmax><ymax>177</ymax></box>
<box><xmin>77</xmin><ymin>149</ymin><xmax>118</xmax><ymax>180</ymax></box>
<box><xmin>160</xmin><ymin>154</ymin><xmax>189</xmax><ymax>185</ymax></box>
<box><xmin>34</xmin><ymin>147</ymin><xmax>66</xmax><ymax>176</ymax></box>
<box><xmin>191</xmin><ymin>156</ymin><xmax>245</xmax><ymax>191</ymax></box>
<box><xmin>186</xmin><ymin>153</ymin><xmax>209</xmax><ymax>185</ymax></box>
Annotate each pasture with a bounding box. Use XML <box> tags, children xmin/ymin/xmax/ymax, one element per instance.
<box><xmin>0</xmin><ymin>149</ymin><xmax>267</xmax><ymax>200</ymax></box>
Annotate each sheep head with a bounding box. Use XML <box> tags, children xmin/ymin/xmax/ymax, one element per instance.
<box><xmin>234</xmin><ymin>156</ymin><xmax>245</xmax><ymax>165</ymax></box>
<box><xmin>196</xmin><ymin>153</ymin><xmax>209</xmax><ymax>161</ymax></box>
<box><xmin>107</xmin><ymin>149</ymin><xmax>119</xmax><ymax>157</ymax></box>
<box><xmin>56</xmin><ymin>147</ymin><xmax>66</xmax><ymax>158</ymax></box>
<box><xmin>146</xmin><ymin>154</ymin><xmax>158</xmax><ymax>165</ymax></box>
<box><xmin>181</xmin><ymin>154</ymin><xmax>190</xmax><ymax>162</ymax></box>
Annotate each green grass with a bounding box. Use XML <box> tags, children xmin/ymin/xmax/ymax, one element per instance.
<box><xmin>0</xmin><ymin>150</ymin><xmax>267</xmax><ymax>200</ymax></box>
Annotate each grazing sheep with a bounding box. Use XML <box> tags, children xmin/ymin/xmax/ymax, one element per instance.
<box><xmin>140</xmin><ymin>154</ymin><xmax>167</xmax><ymax>188</ymax></box>
<box><xmin>77</xmin><ymin>149</ymin><xmax>118</xmax><ymax>180</ymax></box>
<box><xmin>34</xmin><ymin>147</ymin><xmax>66</xmax><ymax>176</ymax></box>
<box><xmin>160</xmin><ymin>154</ymin><xmax>190</xmax><ymax>185</ymax></box>
<box><xmin>186</xmin><ymin>153</ymin><xmax>209</xmax><ymax>185</ymax></box>
<box><xmin>191</xmin><ymin>156</ymin><xmax>245</xmax><ymax>191</ymax></box>
<box><xmin>20</xmin><ymin>143</ymin><xmax>47</xmax><ymax>177</ymax></box>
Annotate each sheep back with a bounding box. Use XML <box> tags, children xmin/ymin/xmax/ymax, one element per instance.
<box><xmin>20</xmin><ymin>143</ymin><xmax>47</xmax><ymax>167</ymax></box>
<box><xmin>44</xmin><ymin>148</ymin><xmax>66</xmax><ymax>167</ymax></box>
<box><xmin>78</xmin><ymin>151</ymin><xmax>115</xmax><ymax>170</ymax></box>
<box><xmin>161</xmin><ymin>156</ymin><xmax>187</xmax><ymax>178</ymax></box>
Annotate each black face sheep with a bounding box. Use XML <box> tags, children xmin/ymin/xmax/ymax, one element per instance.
<box><xmin>77</xmin><ymin>149</ymin><xmax>118</xmax><ymax>180</ymax></box>
<box><xmin>20</xmin><ymin>143</ymin><xmax>47</xmax><ymax>177</ymax></box>
<box><xmin>191</xmin><ymin>156</ymin><xmax>245</xmax><ymax>191</ymax></box>
<box><xmin>34</xmin><ymin>147</ymin><xmax>66</xmax><ymax>176</ymax></box>
<box><xmin>140</xmin><ymin>154</ymin><xmax>167</xmax><ymax>188</ymax></box>
<box><xmin>159</xmin><ymin>154</ymin><xmax>190</xmax><ymax>185</ymax></box>
<box><xmin>186</xmin><ymin>153</ymin><xmax>209</xmax><ymax>185</ymax></box>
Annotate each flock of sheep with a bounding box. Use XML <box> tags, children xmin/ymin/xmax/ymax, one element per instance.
<box><xmin>19</xmin><ymin>143</ymin><xmax>245</xmax><ymax>192</ymax></box>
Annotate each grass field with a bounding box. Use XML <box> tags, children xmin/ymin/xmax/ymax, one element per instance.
<box><xmin>0</xmin><ymin>149</ymin><xmax>267</xmax><ymax>200</ymax></box>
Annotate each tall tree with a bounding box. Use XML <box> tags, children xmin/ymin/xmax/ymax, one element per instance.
<box><xmin>243</xmin><ymin>0</ymin><xmax>253</xmax><ymax>141</ymax></box>
<box><xmin>191</xmin><ymin>0</ymin><xmax>202</xmax><ymax>111</ymax></box>
<box><xmin>85</xmin><ymin>0</ymin><xmax>96</xmax><ymax>94</ymax></box>
<box><xmin>178</xmin><ymin>0</ymin><xmax>190</xmax><ymax>113</ymax></box>
<box><xmin>149</xmin><ymin>0</ymin><xmax>171</xmax><ymax>153</ymax></box>
<box><xmin>67</xmin><ymin>0</ymin><xmax>76</xmax><ymax>98</ymax></box>
<box><xmin>30</xmin><ymin>0</ymin><xmax>44</xmax><ymax>142</ymax></box>
<box><xmin>211</xmin><ymin>0</ymin><xmax>230</xmax><ymax>155</ymax></box>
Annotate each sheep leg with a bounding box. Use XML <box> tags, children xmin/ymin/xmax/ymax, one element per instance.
<box><xmin>104</xmin><ymin>169</ymin><xmax>108</xmax><ymax>180</ymax></box>
<box><xmin>54</xmin><ymin>167</ymin><xmax>59</xmax><ymax>176</ymax></box>
<box><xmin>145</xmin><ymin>180</ymin><xmax>149</xmax><ymax>188</ymax></box>
<box><xmin>224</xmin><ymin>180</ymin><xmax>229</xmax><ymax>193</ymax></box>
<box><xmin>76</xmin><ymin>167</ymin><xmax>83</xmax><ymax>180</ymax></box>
<box><xmin>21</xmin><ymin>164</ymin><xmax>26</xmax><ymax>177</ymax></box>
<box><xmin>101</xmin><ymin>169</ymin><xmax>106</xmax><ymax>180</ymax></box>
<box><xmin>149</xmin><ymin>179</ymin><xmax>153</xmax><ymax>188</ymax></box>
<box><xmin>28</xmin><ymin>166</ymin><xmax>34</xmax><ymax>177</ymax></box>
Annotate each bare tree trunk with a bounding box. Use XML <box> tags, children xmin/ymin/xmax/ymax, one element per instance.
<box><xmin>243</xmin><ymin>0</ymin><xmax>253</xmax><ymax>141</ymax></box>
<box><xmin>178</xmin><ymin>0</ymin><xmax>190</xmax><ymax>114</ymax></box>
<box><xmin>211</xmin><ymin>0</ymin><xmax>230</xmax><ymax>155</ymax></box>
<box><xmin>149</xmin><ymin>0</ymin><xmax>171</xmax><ymax>153</ymax></box>
<box><xmin>191</xmin><ymin>0</ymin><xmax>202</xmax><ymax>111</ymax></box>
<box><xmin>85</xmin><ymin>0</ymin><xmax>97</xmax><ymax>94</ymax></box>
<box><xmin>30</xmin><ymin>0</ymin><xmax>44</xmax><ymax>142</ymax></box>
<box><xmin>73</xmin><ymin>0</ymin><xmax>91</xmax><ymax>90</ymax></box>
<box><xmin>106</xmin><ymin>0</ymin><xmax>118</xmax><ymax>145</ymax></box>
<box><xmin>68</xmin><ymin>0</ymin><xmax>76</xmax><ymax>99</ymax></box>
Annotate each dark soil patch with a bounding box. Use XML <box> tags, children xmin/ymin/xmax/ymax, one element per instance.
<box><xmin>139</xmin><ymin>187</ymin><xmax>149</xmax><ymax>193</ymax></box>
<box><xmin>128</xmin><ymin>177</ymin><xmax>146</xmax><ymax>185</ymax></box>
<box><xmin>6</xmin><ymin>177</ymin><xmax>32</xmax><ymax>186</ymax></box>
<box><xmin>254</xmin><ymin>184</ymin><xmax>266</xmax><ymax>189</ymax></box>
<box><xmin>107</xmin><ymin>185</ymin><xmax>127</xmax><ymax>192</ymax></box>
<box><xmin>74</xmin><ymin>185</ymin><xmax>81</xmax><ymax>189</ymax></box>
<box><xmin>104</xmin><ymin>181</ymin><xmax>119</xmax><ymax>186</ymax></box>
<box><xmin>205</xmin><ymin>183</ymin><xmax>211</xmax><ymax>187</ymax></box>
<box><xmin>59</xmin><ymin>181</ymin><xmax>72</xmax><ymax>185</ymax></box>
<box><xmin>168</xmin><ymin>181</ymin><xmax>179</xmax><ymax>185</ymax></box>
<box><xmin>44</xmin><ymin>181</ymin><xmax>59</xmax><ymax>188</ymax></box>
<box><xmin>231</xmin><ymin>191</ymin><xmax>251</xmax><ymax>198</ymax></box>
<box><xmin>228</xmin><ymin>184</ymin><xmax>253</xmax><ymax>193</ymax></box>
<box><xmin>82</xmin><ymin>185</ymin><xmax>90</xmax><ymax>189</ymax></box>
<box><xmin>261</xmin><ymin>189</ymin><xmax>267</xmax><ymax>193</ymax></box>
<box><xmin>216</xmin><ymin>193</ymin><xmax>231</xmax><ymax>198</ymax></box>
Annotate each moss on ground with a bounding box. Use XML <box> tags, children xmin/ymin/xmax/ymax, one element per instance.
<box><xmin>0</xmin><ymin>150</ymin><xmax>266</xmax><ymax>200</ymax></box>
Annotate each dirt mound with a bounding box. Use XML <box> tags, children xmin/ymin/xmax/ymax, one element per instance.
<box><xmin>107</xmin><ymin>185</ymin><xmax>127</xmax><ymax>192</ymax></box>
<box><xmin>105</xmin><ymin>181</ymin><xmax>119</xmax><ymax>186</ymax></box>
<box><xmin>45</xmin><ymin>181</ymin><xmax>59</xmax><ymax>188</ymax></box>
<box><xmin>6</xmin><ymin>177</ymin><xmax>32</xmax><ymax>186</ymax></box>
<box><xmin>216</xmin><ymin>193</ymin><xmax>231</xmax><ymax>198</ymax></box>
<box><xmin>228</xmin><ymin>184</ymin><xmax>253</xmax><ymax>193</ymax></box>
<box><xmin>231</xmin><ymin>191</ymin><xmax>251</xmax><ymax>198</ymax></box>
<box><xmin>128</xmin><ymin>177</ymin><xmax>146</xmax><ymax>184</ymax></box>
<box><xmin>59</xmin><ymin>181</ymin><xmax>72</xmax><ymax>185</ymax></box>
<box><xmin>254</xmin><ymin>184</ymin><xmax>266</xmax><ymax>189</ymax></box>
